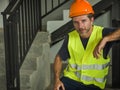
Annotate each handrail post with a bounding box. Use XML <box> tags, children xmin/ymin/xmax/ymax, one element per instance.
<box><xmin>2</xmin><ymin>13</ymin><xmax>14</xmax><ymax>90</ymax></box>
<box><xmin>39</xmin><ymin>0</ymin><xmax>42</xmax><ymax>31</ymax></box>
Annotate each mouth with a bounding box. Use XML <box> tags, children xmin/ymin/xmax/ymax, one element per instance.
<box><xmin>79</xmin><ymin>29</ymin><xmax>86</xmax><ymax>33</ymax></box>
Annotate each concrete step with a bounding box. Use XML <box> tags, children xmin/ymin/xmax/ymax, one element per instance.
<box><xmin>63</xmin><ymin>10</ymin><xmax>71</xmax><ymax>21</ymax></box>
<box><xmin>20</xmin><ymin>70</ymin><xmax>34</xmax><ymax>88</ymax></box>
<box><xmin>20</xmin><ymin>56</ymin><xmax>37</xmax><ymax>71</ymax></box>
<box><xmin>20</xmin><ymin>87</ymin><xmax>31</xmax><ymax>90</ymax></box>
<box><xmin>47</xmin><ymin>10</ymin><xmax>71</xmax><ymax>33</ymax></box>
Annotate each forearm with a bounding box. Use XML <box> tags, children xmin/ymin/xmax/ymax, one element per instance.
<box><xmin>104</xmin><ymin>28</ymin><xmax>120</xmax><ymax>42</ymax></box>
<box><xmin>54</xmin><ymin>55</ymin><xmax>63</xmax><ymax>82</ymax></box>
<box><xmin>93</xmin><ymin>28</ymin><xmax>120</xmax><ymax>59</ymax></box>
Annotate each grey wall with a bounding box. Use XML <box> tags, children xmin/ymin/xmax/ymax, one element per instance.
<box><xmin>0</xmin><ymin>0</ymin><xmax>9</xmax><ymax>28</ymax></box>
<box><xmin>94</xmin><ymin>11</ymin><xmax>111</xmax><ymax>27</ymax></box>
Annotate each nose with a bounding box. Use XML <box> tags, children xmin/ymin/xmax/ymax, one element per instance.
<box><xmin>78</xmin><ymin>22</ymin><xmax>83</xmax><ymax>29</ymax></box>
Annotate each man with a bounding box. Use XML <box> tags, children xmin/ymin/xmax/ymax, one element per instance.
<box><xmin>53</xmin><ymin>0</ymin><xmax>120</xmax><ymax>90</ymax></box>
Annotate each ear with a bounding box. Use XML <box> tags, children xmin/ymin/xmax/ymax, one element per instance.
<box><xmin>91</xmin><ymin>17</ymin><xmax>94</xmax><ymax>22</ymax></box>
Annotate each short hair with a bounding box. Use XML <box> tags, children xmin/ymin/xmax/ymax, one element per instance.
<box><xmin>87</xmin><ymin>13</ymin><xmax>94</xmax><ymax>19</ymax></box>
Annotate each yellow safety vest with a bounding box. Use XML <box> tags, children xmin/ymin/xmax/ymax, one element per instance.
<box><xmin>63</xmin><ymin>25</ymin><xmax>110</xmax><ymax>89</ymax></box>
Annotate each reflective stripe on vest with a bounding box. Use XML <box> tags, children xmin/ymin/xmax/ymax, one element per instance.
<box><xmin>70</xmin><ymin>62</ymin><xmax>110</xmax><ymax>70</ymax></box>
<box><xmin>68</xmin><ymin>63</ymin><xmax>109</xmax><ymax>83</ymax></box>
<box><xmin>75</xmin><ymin>71</ymin><xmax>107</xmax><ymax>83</ymax></box>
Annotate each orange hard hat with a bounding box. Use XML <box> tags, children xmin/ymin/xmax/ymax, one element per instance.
<box><xmin>69</xmin><ymin>0</ymin><xmax>94</xmax><ymax>18</ymax></box>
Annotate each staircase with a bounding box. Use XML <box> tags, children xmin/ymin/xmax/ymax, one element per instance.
<box><xmin>0</xmin><ymin>28</ymin><xmax>51</xmax><ymax>90</ymax></box>
<box><xmin>0</xmin><ymin>0</ymin><xmax>73</xmax><ymax>89</ymax></box>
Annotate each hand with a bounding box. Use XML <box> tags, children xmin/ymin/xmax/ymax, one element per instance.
<box><xmin>54</xmin><ymin>79</ymin><xmax>65</xmax><ymax>90</ymax></box>
<box><xmin>93</xmin><ymin>38</ymin><xmax>108</xmax><ymax>59</ymax></box>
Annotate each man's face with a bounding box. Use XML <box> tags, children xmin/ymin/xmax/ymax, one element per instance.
<box><xmin>72</xmin><ymin>14</ymin><xmax>94</xmax><ymax>38</ymax></box>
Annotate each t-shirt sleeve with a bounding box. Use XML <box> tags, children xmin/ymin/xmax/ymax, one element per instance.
<box><xmin>57</xmin><ymin>35</ymin><xmax>70</xmax><ymax>61</ymax></box>
<box><xmin>102</xmin><ymin>27</ymin><xmax>116</xmax><ymax>37</ymax></box>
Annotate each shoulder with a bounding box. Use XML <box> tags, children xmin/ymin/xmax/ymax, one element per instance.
<box><xmin>93</xmin><ymin>25</ymin><xmax>104</xmax><ymax>30</ymax></box>
<box><xmin>68</xmin><ymin>30</ymin><xmax>77</xmax><ymax>35</ymax></box>
<box><xmin>68</xmin><ymin>30</ymin><xmax>79</xmax><ymax>39</ymax></box>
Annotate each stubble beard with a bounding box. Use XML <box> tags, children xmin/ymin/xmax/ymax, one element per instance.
<box><xmin>78</xmin><ymin>28</ymin><xmax>91</xmax><ymax>38</ymax></box>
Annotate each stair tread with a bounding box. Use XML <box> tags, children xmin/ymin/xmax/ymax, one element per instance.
<box><xmin>20</xmin><ymin>69</ymin><xmax>34</xmax><ymax>75</ymax></box>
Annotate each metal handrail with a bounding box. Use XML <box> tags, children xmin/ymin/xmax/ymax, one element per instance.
<box><xmin>1</xmin><ymin>0</ymin><xmax>71</xmax><ymax>90</ymax></box>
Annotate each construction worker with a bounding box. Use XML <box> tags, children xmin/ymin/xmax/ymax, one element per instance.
<box><xmin>53</xmin><ymin>0</ymin><xmax>120</xmax><ymax>90</ymax></box>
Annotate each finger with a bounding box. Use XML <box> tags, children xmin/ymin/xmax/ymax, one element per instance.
<box><xmin>98</xmin><ymin>47</ymin><xmax>102</xmax><ymax>55</ymax></box>
<box><xmin>93</xmin><ymin>49</ymin><xmax>97</xmax><ymax>58</ymax></box>
<box><xmin>93</xmin><ymin>49</ymin><xmax>100</xmax><ymax>59</ymax></box>
<box><xmin>96</xmin><ymin>52</ymin><xmax>100</xmax><ymax>59</ymax></box>
<box><xmin>61</xmin><ymin>84</ymin><xmax>65</xmax><ymax>90</ymax></box>
<box><xmin>94</xmin><ymin>52</ymin><xmax>98</xmax><ymax>59</ymax></box>
<box><xmin>57</xmin><ymin>85</ymin><xmax>61</xmax><ymax>90</ymax></box>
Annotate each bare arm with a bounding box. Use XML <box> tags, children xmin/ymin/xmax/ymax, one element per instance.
<box><xmin>53</xmin><ymin>55</ymin><xmax>65</xmax><ymax>90</ymax></box>
<box><xmin>93</xmin><ymin>28</ymin><xmax>120</xmax><ymax>59</ymax></box>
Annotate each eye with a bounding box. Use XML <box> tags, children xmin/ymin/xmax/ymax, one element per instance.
<box><xmin>73</xmin><ymin>21</ymin><xmax>78</xmax><ymax>25</ymax></box>
<box><xmin>81</xmin><ymin>19</ymin><xmax>86</xmax><ymax>23</ymax></box>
